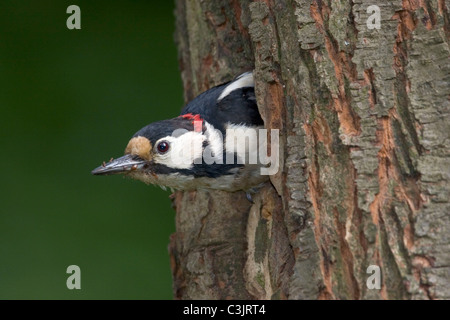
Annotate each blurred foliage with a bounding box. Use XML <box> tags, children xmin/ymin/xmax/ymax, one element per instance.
<box><xmin>0</xmin><ymin>0</ymin><xmax>183</xmax><ymax>299</ymax></box>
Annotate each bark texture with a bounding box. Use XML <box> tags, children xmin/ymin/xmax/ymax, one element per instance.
<box><xmin>169</xmin><ymin>0</ymin><xmax>449</xmax><ymax>300</ymax></box>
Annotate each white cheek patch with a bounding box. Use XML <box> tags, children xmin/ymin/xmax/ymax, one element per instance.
<box><xmin>153</xmin><ymin>131</ymin><xmax>205</xmax><ymax>169</ymax></box>
<box><xmin>202</xmin><ymin>122</ymin><xmax>224</xmax><ymax>164</ymax></box>
<box><xmin>217</xmin><ymin>72</ymin><xmax>254</xmax><ymax>102</ymax></box>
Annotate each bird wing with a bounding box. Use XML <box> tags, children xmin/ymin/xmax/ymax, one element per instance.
<box><xmin>180</xmin><ymin>72</ymin><xmax>263</xmax><ymax>132</ymax></box>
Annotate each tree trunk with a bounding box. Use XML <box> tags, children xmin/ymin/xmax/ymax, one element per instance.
<box><xmin>169</xmin><ymin>0</ymin><xmax>449</xmax><ymax>300</ymax></box>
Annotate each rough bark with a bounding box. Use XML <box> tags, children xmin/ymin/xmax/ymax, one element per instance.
<box><xmin>169</xmin><ymin>0</ymin><xmax>449</xmax><ymax>300</ymax></box>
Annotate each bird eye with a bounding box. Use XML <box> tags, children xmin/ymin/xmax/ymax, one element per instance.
<box><xmin>156</xmin><ymin>141</ymin><xmax>170</xmax><ymax>154</ymax></box>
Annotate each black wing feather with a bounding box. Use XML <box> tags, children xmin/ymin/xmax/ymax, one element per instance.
<box><xmin>180</xmin><ymin>77</ymin><xmax>263</xmax><ymax>133</ymax></box>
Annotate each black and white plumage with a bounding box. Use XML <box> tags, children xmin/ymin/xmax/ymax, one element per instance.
<box><xmin>91</xmin><ymin>72</ymin><xmax>269</xmax><ymax>192</ymax></box>
<box><xmin>181</xmin><ymin>72</ymin><xmax>263</xmax><ymax>132</ymax></box>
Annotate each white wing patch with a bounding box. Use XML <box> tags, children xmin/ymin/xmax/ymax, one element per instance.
<box><xmin>217</xmin><ymin>72</ymin><xmax>254</xmax><ymax>102</ymax></box>
<box><xmin>225</xmin><ymin>123</ymin><xmax>263</xmax><ymax>165</ymax></box>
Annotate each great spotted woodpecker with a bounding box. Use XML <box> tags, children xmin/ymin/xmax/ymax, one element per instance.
<box><xmin>91</xmin><ymin>72</ymin><xmax>273</xmax><ymax>193</ymax></box>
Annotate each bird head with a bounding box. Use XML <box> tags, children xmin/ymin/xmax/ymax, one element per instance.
<box><xmin>91</xmin><ymin>72</ymin><xmax>272</xmax><ymax>192</ymax></box>
<box><xmin>91</xmin><ymin>114</ymin><xmax>206</xmax><ymax>188</ymax></box>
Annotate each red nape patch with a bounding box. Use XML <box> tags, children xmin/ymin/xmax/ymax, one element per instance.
<box><xmin>180</xmin><ymin>113</ymin><xmax>203</xmax><ymax>132</ymax></box>
<box><xmin>180</xmin><ymin>113</ymin><xmax>202</xmax><ymax>122</ymax></box>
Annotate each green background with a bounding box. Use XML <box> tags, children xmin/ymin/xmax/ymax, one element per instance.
<box><xmin>0</xmin><ymin>1</ymin><xmax>182</xmax><ymax>299</ymax></box>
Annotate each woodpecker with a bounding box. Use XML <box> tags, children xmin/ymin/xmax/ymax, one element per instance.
<box><xmin>91</xmin><ymin>72</ymin><xmax>270</xmax><ymax>193</ymax></box>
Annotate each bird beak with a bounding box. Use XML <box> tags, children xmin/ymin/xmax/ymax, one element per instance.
<box><xmin>91</xmin><ymin>154</ymin><xmax>147</xmax><ymax>175</ymax></box>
